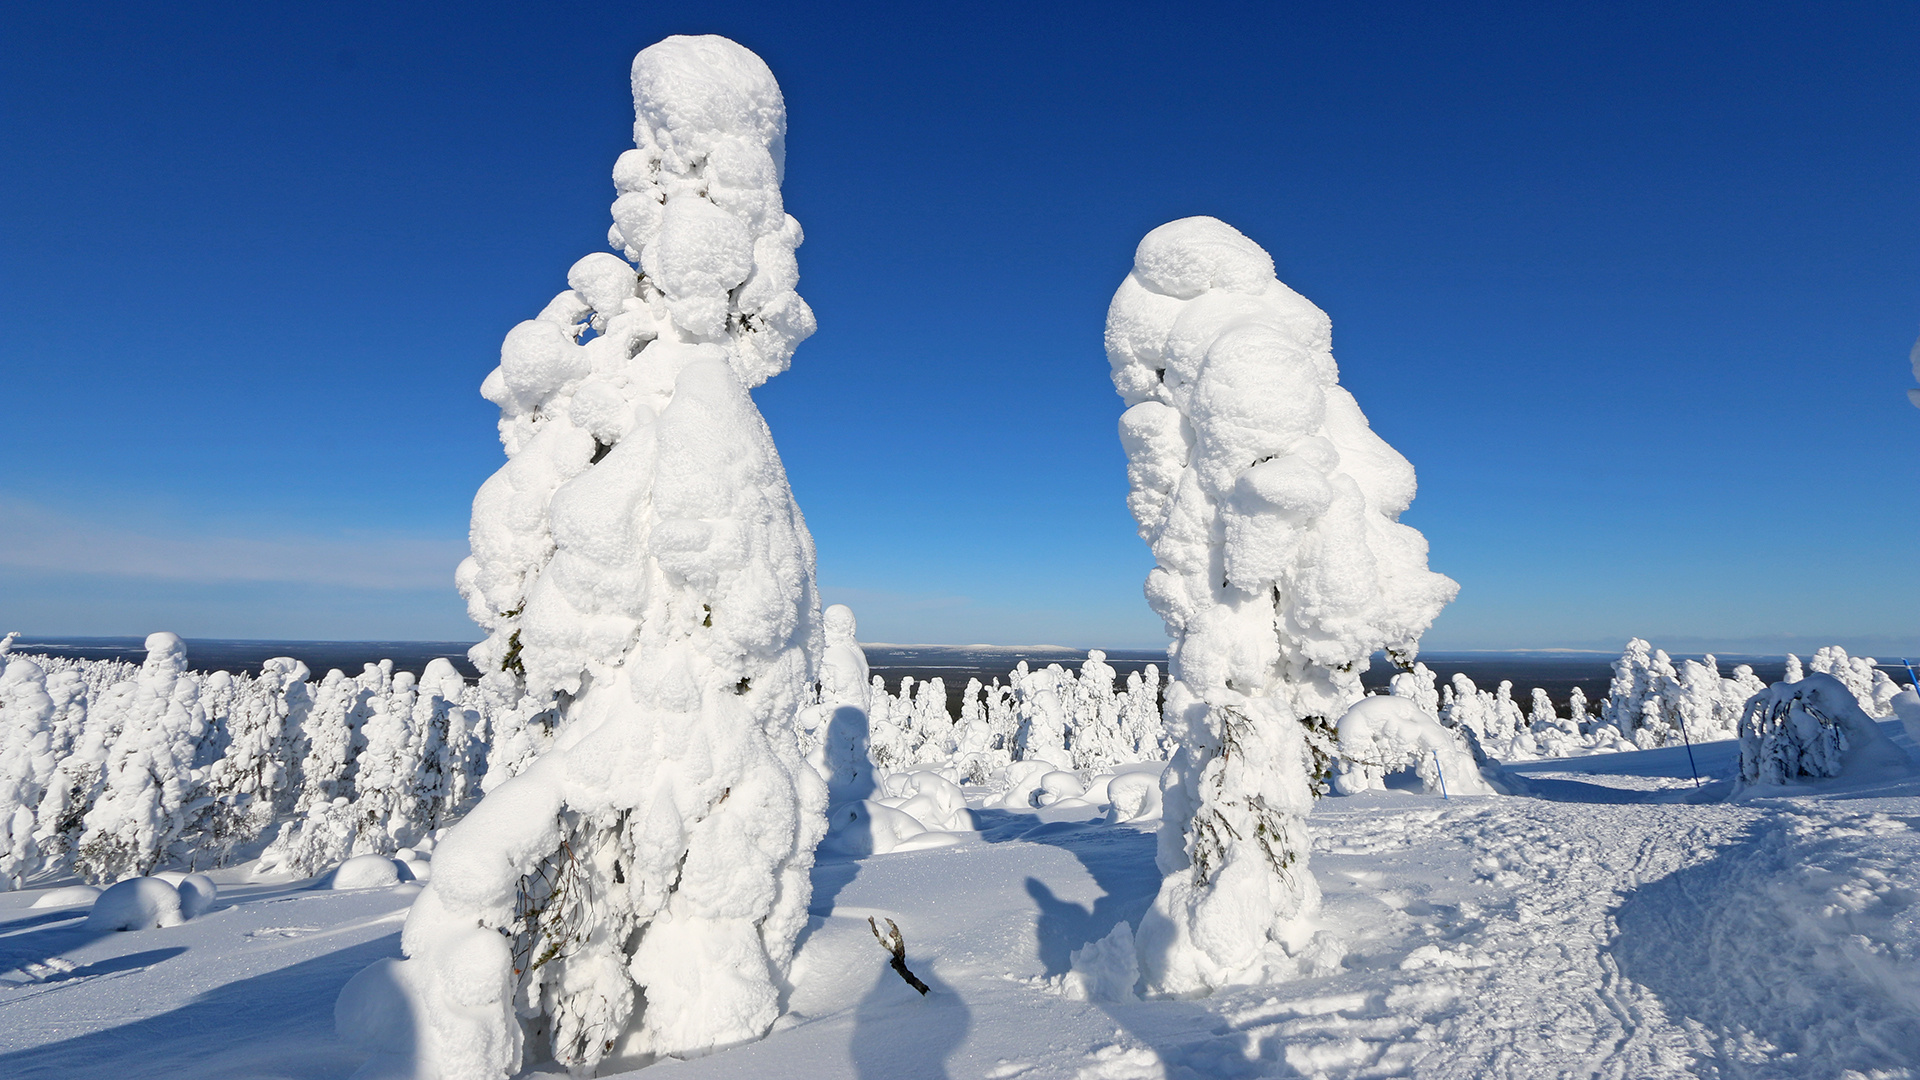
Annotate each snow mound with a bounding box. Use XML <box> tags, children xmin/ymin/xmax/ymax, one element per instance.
<box><xmin>1062</xmin><ymin>920</ymin><xmax>1140</xmax><ymax>1002</ymax></box>
<box><xmin>151</xmin><ymin>872</ymin><xmax>218</xmax><ymax>917</ymax></box>
<box><xmin>331</xmin><ymin>854</ymin><xmax>402</xmax><ymax>890</ymax></box>
<box><xmin>1332</xmin><ymin>695</ymin><xmax>1498</xmax><ymax>797</ymax></box>
<box><xmin>1104</xmin><ymin>772</ymin><xmax>1163</xmax><ymax>823</ymax></box>
<box><xmin>876</xmin><ymin>770</ymin><xmax>971</xmax><ymax>831</ymax></box>
<box><xmin>821</xmin><ymin>800</ymin><xmax>927</xmax><ymax>857</ymax></box>
<box><xmin>86</xmin><ymin>876</ymin><xmax>184</xmax><ymax>931</ymax></box>
<box><xmin>30</xmin><ymin>884</ymin><xmax>101</xmax><ymax>908</ymax></box>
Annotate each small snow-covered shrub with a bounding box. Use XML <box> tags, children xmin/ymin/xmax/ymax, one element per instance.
<box><xmin>331</xmin><ymin>854</ymin><xmax>401</xmax><ymax>890</ymax></box>
<box><xmin>876</xmin><ymin>770</ymin><xmax>969</xmax><ymax>831</ymax></box>
<box><xmin>1738</xmin><ymin>673</ymin><xmax>1908</xmax><ymax>786</ymax></box>
<box><xmin>86</xmin><ymin>876</ymin><xmax>185</xmax><ymax>931</ymax></box>
<box><xmin>1105</xmin><ymin>772</ymin><xmax>1162</xmax><ymax>823</ymax></box>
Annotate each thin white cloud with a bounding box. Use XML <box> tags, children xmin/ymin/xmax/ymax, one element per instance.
<box><xmin>0</xmin><ymin>496</ymin><xmax>466</xmax><ymax>591</ymax></box>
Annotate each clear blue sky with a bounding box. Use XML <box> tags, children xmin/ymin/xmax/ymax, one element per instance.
<box><xmin>2</xmin><ymin>1</ymin><xmax>1916</xmax><ymax>654</ymax></box>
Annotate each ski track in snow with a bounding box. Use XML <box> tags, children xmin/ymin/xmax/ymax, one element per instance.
<box><xmin>3</xmin><ymin>735</ymin><xmax>1919</xmax><ymax>1079</ymax></box>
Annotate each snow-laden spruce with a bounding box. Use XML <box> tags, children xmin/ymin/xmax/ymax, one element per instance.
<box><xmin>1738</xmin><ymin>672</ymin><xmax>1909</xmax><ymax>787</ymax></box>
<box><xmin>0</xmin><ymin>657</ymin><xmax>59</xmax><ymax>886</ymax></box>
<box><xmin>1105</xmin><ymin>217</ymin><xmax>1458</xmax><ymax>995</ymax></box>
<box><xmin>340</xmin><ymin>36</ymin><xmax>826</xmax><ymax>1080</ymax></box>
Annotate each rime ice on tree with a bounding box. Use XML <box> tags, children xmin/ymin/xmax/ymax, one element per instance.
<box><xmin>1104</xmin><ymin>217</ymin><xmax>1456</xmax><ymax>995</ymax></box>
<box><xmin>338</xmin><ymin>36</ymin><xmax>824</xmax><ymax>1079</ymax></box>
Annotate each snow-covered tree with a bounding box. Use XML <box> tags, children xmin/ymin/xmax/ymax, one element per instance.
<box><xmin>348</xmin><ymin>36</ymin><xmax>826</xmax><ymax>1079</ymax></box>
<box><xmin>806</xmin><ymin>605</ymin><xmax>875</xmax><ymax>805</ymax></box>
<box><xmin>1526</xmin><ymin>687</ymin><xmax>1558</xmax><ymax>732</ymax></box>
<box><xmin>867</xmin><ymin>675</ymin><xmax>912</xmax><ymax>771</ymax></box>
<box><xmin>1739</xmin><ymin>672</ymin><xmax>1905</xmax><ymax>785</ymax></box>
<box><xmin>1069</xmin><ymin>651</ymin><xmax>1129</xmax><ymax>770</ymax></box>
<box><xmin>1808</xmin><ymin>645</ymin><xmax>1886</xmax><ymax>717</ymax></box>
<box><xmin>1567</xmin><ymin>685</ymin><xmax>1589</xmax><ymax>726</ymax></box>
<box><xmin>1602</xmin><ymin>641</ymin><xmax>1682</xmax><ymax>747</ymax></box>
<box><xmin>192</xmin><ymin>657</ymin><xmax>308</xmax><ymax>866</ymax></box>
<box><xmin>292</xmin><ymin>669</ymin><xmax>357</xmax><ymax>812</ymax></box>
<box><xmin>351</xmin><ymin>670</ymin><xmax>425</xmax><ymax>856</ymax></box>
<box><xmin>413</xmin><ymin>658</ymin><xmax>476</xmax><ymax>830</ymax></box>
<box><xmin>34</xmin><ymin>664</ymin><xmax>117</xmax><ymax>873</ymax></box>
<box><xmin>1784</xmin><ymin>653</ymin><xmax>1804</xmax><ymax>683</ymax></box>
<box><xmin>1117</xmin><ymin>663</ymin><xmax>1166</xmax><ymax>761</ymax></box>
<box><xmin>1105</xmin><ymin>216</ymin><xmax>1456</xmax><ymax>995</ymax></box>
<box><xmin>1388</xmin><ymin>662</ymin><xmax>1440</xmax><ymax>717</ymax></box>
<box><xmin>1013</xmin><ymin>662</ymin><xmax>1072</xmax><ymax>769</ymax></box>
<box><xmin>1670</xmin><ymin>658</ymin><xmax>1723</xmax><ymax>742</ymax></box>
<box><xmin>908</xmin><ymin>676</ymin><xmax>954</xmax><ymax>763</ymax></box>
<box><xmin>0</xmin><ymin>658</ymin><xmax>58</xmax><ymax>886</ymax></box>
<box><xmin>77</xmin><ymin>633</ymin><xmax>204</xmax><ymax>882</ymax></box>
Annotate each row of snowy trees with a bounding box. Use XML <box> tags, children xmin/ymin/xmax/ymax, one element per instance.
<box><xmin>0</xmin><ymin>629</ymin><xmax>1183</xmax><ymax>894</ymax></box>
<box><xmin>1403</xmin><ymin>640</ymin><xmax>1913</xmax><ymax>764</ymax></box>
<box><xmin>0</xmin><ymin>632</ymin><xmax>493</xmax><ymax>889</ymax></box>
<box><xmin>855</xmin><ymin>652</ymin><xmax>1167</xmax><ymax>778</ymax></box>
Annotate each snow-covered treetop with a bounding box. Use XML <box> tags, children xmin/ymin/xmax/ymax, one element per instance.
<box><xmin>461</xmin><ymin>34</ymin><xmax>820</xmax><ymax>708</ymax></box>
<box><xmin>1106</xmin><ymin>215</ymin><xmax>1456</xmax><ymax>711</ymax></box>
<box><xmin>143</xmin><ymin>632</ymin><xmax>187</xmax><ymax>675</ymax></box>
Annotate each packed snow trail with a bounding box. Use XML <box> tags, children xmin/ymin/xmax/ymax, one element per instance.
<box><xmin>2</xmin><ymin>730</ymin><xmax>1918</xmax><ymax>1078</ymax></box>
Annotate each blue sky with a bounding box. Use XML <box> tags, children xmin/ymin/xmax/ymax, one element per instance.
<box><xmin>2</xmin><ymin>1</ymin><xmax>1916</xmax><ymax>653</ymax></box>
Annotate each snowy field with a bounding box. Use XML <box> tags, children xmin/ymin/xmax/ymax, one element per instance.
<box><xmin>6</xmin><ymin>724</ymin><xmax>1918</xmax><ymax>1080</ymax></box>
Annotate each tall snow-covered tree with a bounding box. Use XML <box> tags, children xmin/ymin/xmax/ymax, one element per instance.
<box><xmin>806</xmin><ymin>605</ymin><xmax>875</xmax><ymax>805</ymax></box>
<box><xmin>1013</xmin><ymin>661</ymin><xmax>1072</xmax><ymax>768</ymax></box>
<box><xmin>345</xmin><ymin>36</ymin><xmax>825</xmax><ymax>1079</ymax></box>
<box><xmin>77</xmin><ymin>633</ymin><xmax>204</xmax><ymax>882</ymax></box>
<box><xmin>0</xmin><ymin>658</ymin><xmax>58</xmax><ymax>886</ymax></box>
<box><xmin>1118</xmin><ymin>664</ymin><xmax>1166</xmax><ymax>760</ymax></box>
<box><xmin>1106</xmin><ymin>216</ymin><xmax>1456</xmax><ymax>995</ymax></box>
<box><xmin>351</xmin><ymin>670</ymin><xmax>424</xmax><ymax>855</ymax></box>
<box><xmin>192</xmin><ymin>656</ymin><xmax>308</xmax><ymax>866</ymax></box>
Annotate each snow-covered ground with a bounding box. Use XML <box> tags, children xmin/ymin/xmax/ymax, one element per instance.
<box><xmin>6</xmin><ymin>722</ymin><xmax>1919</xmax><ymax>1080</ymax></box>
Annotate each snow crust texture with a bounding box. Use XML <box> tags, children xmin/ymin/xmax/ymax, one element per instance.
<box><xmin>1106</xmin><ymin>217</ymin><xmax>1456</xmax><ymax>995</ymax></box>
<box><xmin>358</xmin><ymin>35</ymin><xmax>826</xmax><ymax>1080</ymax></box>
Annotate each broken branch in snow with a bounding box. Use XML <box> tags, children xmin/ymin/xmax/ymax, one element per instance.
<box><xmin>868</xmin><ymin>916</ymin><xmax>930</xmax><ymax>995</ymax></box>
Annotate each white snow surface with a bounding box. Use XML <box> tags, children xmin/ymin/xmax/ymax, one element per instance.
<box><xmin>5</xmin><ymin>732</ymin><xmax>1920</xmax><ymax>1078</ymax></box>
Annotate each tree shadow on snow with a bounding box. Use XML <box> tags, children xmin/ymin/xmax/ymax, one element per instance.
<box><xmin>0</xmin><ymin>930</ymin><xmax>402</xmax><ymax>1080</ymax></box>
<box><xmin>1611</xmin><ymin>827</ymin><xmax>1920</xmax><ymax>1079</ymax></box>
<box><xmin>976</xmin><ymin>810</ymin><xmax>1162</xmax><ymax>976</ymax></box>
<box><xmin>850</xmin><ymin>948</ymin><xmax>969</xmax><ymax>1080</ymax></box>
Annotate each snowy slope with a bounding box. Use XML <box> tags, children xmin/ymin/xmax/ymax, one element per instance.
<box><xmin>5</xmin><ymin>728</ymin><xmax>1919</xmax><ymax>1079</ymax></box>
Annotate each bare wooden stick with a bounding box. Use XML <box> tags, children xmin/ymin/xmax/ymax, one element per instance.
<box><xmin>867</xmin><ymin>916</ymin><xmax>930</xmax><ymax>995</ymax></box>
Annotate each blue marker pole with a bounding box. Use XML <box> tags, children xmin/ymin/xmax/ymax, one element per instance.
<box><xmin>1432</xmin><ymin>750</ymin><xmax>1449</xmax><ymax>800</ymax></box>
<box><xmin>1675</xmin><ymin>710</ymin><xmax>1702</xmax><ymax>788</ymax></box>
<box><xmin>1902</xmin><ymin>658</ymin><xmax>1917</xmax><ymax>688</ymax></box>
